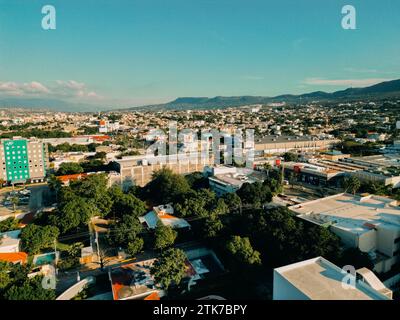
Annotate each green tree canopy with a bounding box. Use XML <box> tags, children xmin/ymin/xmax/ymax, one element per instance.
<box><xmin>0</xmin><ymin>217</ymin><xmax>20</xmax><ymax>233</ymax></box>
<box><xmin>0</xmin><ymin>261</ymin><xmax>11</xmax><ymax>290</ymax></box>
<box><xmin>283</xmin><ymin>152</ymin><xmax>299</xmax><ymax>162</ymax></box>
<box><xmin>154</xmin><ymin>221</ymin><xmax>177</xmax><ymax>250</ymax></box>
<box><xmin>150</xmin><ymin>248</ymin><xmax>187</xmax><ymax>289</ymax></box>
<box><xmin>203</xmin><ymin>214</ymin><xmax>224</xmax><ymax>239</ymax></box>
<box><xmin>184</xmin><ymin>172</ymin><xmax>209</xmax><ymax>190</ymax></box>
<box><xmin>20</xmin><ymin>224</ymin><xmax>60</xmax><ymax>255</ymax></box>
<box><xmin>56</xmin><ymin>162</ymin><xmax>84</xmax><ymax>176</ymax></box>
<box><xmin>343</xmin><ymin>176</ymin><xmax>361</xmax><ymax>195</ymax></box>
<box><xmin>126</xmin><ymin>238</ymin><xmax>144</xmax><ymax>257</ymax></box>
<box><xmin>222</xmin><ymin>193</ymin><xmax>242</xmax><ymax>215</ymax></box>
<box><xmin>109</xmin><ymin>190</ymin><xmax>147</xmax><ymax>219</ymax></box>
<box><xmin>109</xmin><ymin>214</ymin><xmax>143</xmax><ymax>247</ymax></box>
<box><xmin>58</xmin><ymin>196</ymin><xmax>100</xmax><ymax>234</ymax></box>
<box><xmin>4</xmin><ymin>276</ymin><xmax>56</xmax><ymax>300</ymax></box>
<box><xmin>226</xmin><ymin>236</ymin><xmax>262</xmax><ymax>265</ymax></box>
<box><xmin>174</xmin><ymin>189</ymin><xmax>216</xmax><ymax>218</ymax></box>
<box><xmin>145</xmin><ymin>168</ymin><xmax>191</xmax><ymax>204</ymax></box>
<box><xmin>236</xmin><ymin>182</ymin><xmax>272</xmax><ymax>208</ymax></box>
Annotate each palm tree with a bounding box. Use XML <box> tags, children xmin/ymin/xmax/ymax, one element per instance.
<box><xmin>10</xmin><ymin>196</ymin><xmax>19</xmax><ymax>217</ymax></box>
<box><xmin>343</xmin><ymin>176</ymin><xmax>361</xmax><ymax>195</ymax></box>
<box><xmin>263</xmin><ymin>163</ymin><xmax>272</xmax><ymax>178</ymax></box>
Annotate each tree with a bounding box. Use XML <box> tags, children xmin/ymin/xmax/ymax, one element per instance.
<box><xmin>222</xmin><ymin>193</ymin><xmax>242</xmax><ymax>215</ymax></box>
<box><xmin>109</xmin><ymin>214</ymin><xmax>143</xmax><ymax>247</ymax></box>
<box><xmin>236</xmin><ymin>182</ymin><xmax>272</xmax><ymax>208</ymax></box>
<box><xmin>288</xmin><ymin>172</ymin><xmax>297</xmax><ymax>189</ymax></box>
<box><xmin>0</xmin><ymin>217</ymin><xmax>20</xmax><ymax>233</ymax></box>
<box><xmin>150</xmin><ymin>248</ymin><xmax>187</xmax><ymax>289</ymax></box>
<box><xmin>109</xmin><ymin>191</ymin><xmax>147</xmax><ymax>219</ymax></box>
<box><xmin>20</xmin><ymin>224</ymin><xmax>60</xmax><ymax>255</ymax></box>
<box><xmin>0</xmin><ymin>261</ymin><xmax>11</xmax><ymax>290</ymax></box>
<box><xmin>249</xmin><ymin>207</ymin><xmax>342</xmax><ymax>266</ymax></box>
<box><xmin>56</xmin><ymin>162</ymin><xmax>84</xmax><ymax>176</ymax></box>
<box><xmin>283</xmin><ymin>152</ymin><xmax>299</xmax><ymax>162</ymax></box>
<box><xmin>4</xmin><ymin>276</ymin><xmax>56</xmax><ymax>300</ymax></box>
<box><xmin>184</xmin><ymin>172</ymin><xmax>209</xmax><ymax>190</ymax></box>
<box><xmin>203</xmin><ymin>214</ymin><xmax>223</xmax><ymax>239</ymax></box>
<box><xmin>126</xmin><ymin>238</ymin><xmax>144</xmax><ymax>257</ymax></box>
<box><xmin>72</xmin><ymin>174</ymin><xmax>113</xmax><ymax>216</ymax></box>
<box><xmin>263</xmin><ymin>163</ymin><xmax>272</xmax><ymax>177</ymax></box>
<box><xmin>214</xmin><ymin>198</ymin><xmax>229</xmax><ymax>215</ymax></box>
<box><xmin>10</xmin><ymin>196</ymin><xmax>19</xmax><ymax>213</ymax></box>
<box><xmin>58</xmin><ymin>196</ymin><xmax>100</xmax><ymax>233</ymax></box>
<box><xmin>343</xmin><ymin>176</ymin><xmax>361</xmax><ymax>195</ymax></box>
<box><xmin>175</xmin><ymin>189</ymin><xmax>216</xmax><ymax>218</ymax></box>
<box><xmin>226</xmin><ymin>236</ymin><xmax>261</xmax><ymax>265</ymax></box>
<box><xmin>154</xmin><ymin>221</ymin><xmax>177</xmax><ymax>250</ymax></box>
<box><xmin>339</xmin><ymin>248</ymin><xmax>374</xmax><ymax>270</ymax></box>
<box><xmin>263</xmin><ymin>176</ymin><xmax>283</xmax><ymax>196</ymax></box>
<box><xmin>145</xmin><ymin>168</ymin><xmax>191</xmax><ymax>204</ymax></box>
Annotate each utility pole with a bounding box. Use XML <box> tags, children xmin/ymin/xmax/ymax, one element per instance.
<box><xmin>54</xmin><ymin>240</ymin><xmax>58</xmax><ymax>275</ymax></box>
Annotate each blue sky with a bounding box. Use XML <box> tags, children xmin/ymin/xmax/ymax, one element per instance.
<box><xmin>0</xmin><ymin>0</ymin><xmax>399</xmax><ymax>107</ymax></box>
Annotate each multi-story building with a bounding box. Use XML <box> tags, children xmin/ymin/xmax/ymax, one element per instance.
<box><xmin>115</xmin><ymin>153</ymin><xmax>214</xmax><ymax>188</ymax></box>
<box><xmin>204</xmin><ymin>165</ymin><xmax>267</xmax><ymax>196</ymax></box>
<box><xmin>0</xmin><ymin>137</ymin><xmax>49</xmax><ymax>184</ymax></box>
<box><xmin>289</xmin><ymin>193</ymin><xmax>400</xmax><ymax>273</ymax></box>
<box><xmin>273</xmin><ymin>257</ymin><xmax>392</xmax><ymax>300</ymax></box>
<box><xmin>254</xmin><ymin>135</ymin><xmax>340</xmax><ymax>156</ymax></box>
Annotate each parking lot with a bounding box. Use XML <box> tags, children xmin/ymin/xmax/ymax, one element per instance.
<box><xmin>0</xmin><ymin>185</ymin><xmax>49</xmax><ymax>221</ymax></box>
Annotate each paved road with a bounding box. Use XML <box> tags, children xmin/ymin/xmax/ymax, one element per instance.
<box><xmin>28</xmin><ymin>185</ymin><xmax>51</xmax><ymax>211</ymax></box>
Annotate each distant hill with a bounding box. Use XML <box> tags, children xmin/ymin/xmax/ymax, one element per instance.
<box><xmin>129</xmin><ymin>79</ymin><xmax>400</xmax><ymax>111</ymax></box>
<box><xmin>0</xmin><ymin>97</ymin><xmax>107</xmax><ymax>113</ymax></box>
<box><xmin>1</xmin><ymin>79</ymin><xmax>399</xmax><ymax>112</ymax></box>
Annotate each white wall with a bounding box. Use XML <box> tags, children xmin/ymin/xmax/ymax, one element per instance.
<box><xmin>0</xmin><ymin>242</ymin><xmax>19</xmax><ymax>253</ymax></box>
<box><xmin>330</xmin><ymin>226</ymin><xmax>358</xmax><ymax>249</ymax></box>
<box><xmin>358</xmin><ymin>230</ymin><xmax>377</xmax><ymax>253</ymax></box>
<box><xmin>377</xmin><ymin>227</ymin><xmax>396</xmax><ymax>257</ymax></box>
<box><xmin>273</xmin><ymin>270</ymin><xmax>310</xmax><ymax>300</ymax></box>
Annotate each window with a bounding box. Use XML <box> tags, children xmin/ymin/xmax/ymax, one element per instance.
<box><xmin>394</xmin><ymin>249</ymin><xmax>400</xmax><ymax>256</ymax></box>
<box><xmin>395</xmin><ymin>237</ymin><xmax>400</xmax><ymax>244</ymax></box>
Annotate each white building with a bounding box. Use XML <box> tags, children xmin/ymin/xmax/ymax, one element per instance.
<box><xmin>273</xmin><ymin>257</ymin><xmax>392</xmax><ymax>300</ymax></box>
<box><xmin>0</xmin><ymin>230</ymin><xmax>21</xmax><ymax>253</ymax></box>
<box><xmin>290</xmin><ymin>194</ymin><xmax>400</xmax><ymax>273</ymax></box>
<box><xmin>204</xmin><ymin>165</ymin><xmax>266</xmax><ymax>196</ymax></box>
<box><xmin>139</xmin><ymin>204</ymin><xmax>191</xmax><ymax>230</ymax></box>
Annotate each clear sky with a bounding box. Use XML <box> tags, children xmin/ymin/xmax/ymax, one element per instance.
<box><xmin>0</xmin><ymin>0</ymin><xmax>399</xmax><ymax>108</ymax></box>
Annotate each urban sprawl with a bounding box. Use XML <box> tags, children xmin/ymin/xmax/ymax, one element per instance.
<box><xmin>1</xmin><ymin>98</ymin><xmax>400</xmax><ymax>301</ymax></box>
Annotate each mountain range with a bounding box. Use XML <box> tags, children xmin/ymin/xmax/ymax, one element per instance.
<box><xmin>1</xmin><ymin>79</ymin><xmax>400</xmax><ymax>112</ymax></box>
<box><xmin>130</xmin><ymin>79</ymin><xmax>400</xmax><ymax>111</ymax></box>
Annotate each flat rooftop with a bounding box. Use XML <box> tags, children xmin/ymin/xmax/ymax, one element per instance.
<box><xmin>275</xmin><ymin>257</ymin><xmax>389</xmax><ymax>300</ymax></box>
<box><xmin>342</xmin><ymin>154</ymin><xmax>400</xmax><ymax>169</ymax></box>
<box><xmin>289</xmin><ymin>193</ymin><xmax>400</xmax><ymax>234</ymax></box>
<box><xmin>110</xmin><ymin>260</ymin><xmax>158</xmax><ymax>300</ymax></box>
<box><xmin>210</xmin><ymin>167</ymin><xmax>266</xmax><ymax>187</ymax></box>
<box><xmin>255</xmin><ymin>135</ymin><xmax>334</xmax><ymax>144</ymax></box>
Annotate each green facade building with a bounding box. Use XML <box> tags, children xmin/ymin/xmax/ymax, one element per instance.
<box><xmin>1</xmin><ymin>138</ymin><xmax>48</xmax><ymax>184</ymax></box>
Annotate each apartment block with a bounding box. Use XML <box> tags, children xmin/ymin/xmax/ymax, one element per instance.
<box><xmin>0</xmin><ymin>137</ymin><xmax>49</xmax><ymax>184</ymax></box>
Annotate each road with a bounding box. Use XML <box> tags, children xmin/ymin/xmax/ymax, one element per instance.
<box><xmin>28</xmin><ymin>185</ymin><xmax>50</xmax><ymax>211</ymax></box>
